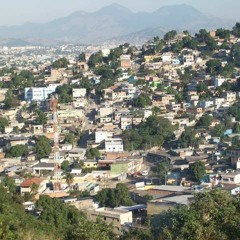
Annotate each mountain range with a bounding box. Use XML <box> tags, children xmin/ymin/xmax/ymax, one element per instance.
<box><xmin>0</xmin><ymin>3</ymin><xmax>236</xmax><ymax>45</ymax></box>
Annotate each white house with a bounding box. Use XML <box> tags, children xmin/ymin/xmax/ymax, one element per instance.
<box><xmin>95</xmin><ymin>130</ymin><xmax>114</xmax><ymax>144</ymax></box>
<box><xmin>214</xmin><ymin>76</ymin><xmax>226</xmax><ymax>88</ymax></box>
<box><xmin>105</xmin><ymin>138</ymin><xmax>124</xmax><ymax>152</ymax></box>
<box><xmin>72</xmin><ymin>88</ymin><xmax>87</xmax><ymax>98</ymax></box>
<box><xmin>25</xmin><ymin>86</ymin><xmax>57</xmax><ymax>101</ymax></box>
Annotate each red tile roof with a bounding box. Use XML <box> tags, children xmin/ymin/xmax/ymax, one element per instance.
<box><xmin>20</xmin><ymin>177</ymin><xmax>44</xmax><ymax>187</ymax></box>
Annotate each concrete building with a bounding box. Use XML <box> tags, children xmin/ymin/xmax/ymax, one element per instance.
<box><xmin>72</xmin><ymin>88</ymin><xmax>87</xmax><ymax>98</ymax></box>
<box><xmin>120</xmin><ymin>55</ymin><xmax>131</xmax><ymax>69</ymax></box>
<box><xmin>20</xmin><ymin>177</ymin><xmax>47</xmax><ymax>195</ymax></box>
<box><xmin>147</xmin><ymin>194</ymin><xmax>193</xmax><ymax>215</ymax></box>
<box><xmin>24</xmin><ymin>86</ymin><xmax>57</xmax><ymax>101</ymax></box>
<box><xmin>95</xmin><ymin>130</ymin><xmax>114</xmax><ymax>144</ymax></box>
<box><xmin>220</xmin><ymin>171</ymin><xmax>240</xmax><ymax>184</ymax></box>
<box><xmin>105</xmin><ymin>138</ymin><xmax>124</xmax><ymax>152</ymax></box>
<box><xmin>87</xmin><ymin>207</ymin><xmax>132</xmax><ymax>234</ymax></box>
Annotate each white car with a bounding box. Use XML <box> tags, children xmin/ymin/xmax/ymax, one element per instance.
<box><xmin>141</xmin><ymin>170</ymin><xmax>149</xmax><ymax>176</ymax></box>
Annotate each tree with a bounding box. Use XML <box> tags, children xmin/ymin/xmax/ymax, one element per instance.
<box><xmin>0</xmin><ymin>117</ymin><xmax>8</xmax><ymax>133</ymax></box>
<box><xmin>189</xmin><ymin>161</ymin><xmax>206</xmax><ymax>181</ymax></box>
<box><xmin>64</xmin><ymin>133</ymin><xmax>77</xmax><ymax>146</ymax></box>
<box><xmin>55</xmin><ymin>84</ymin><xmax>73</xmax><ymax>103</ymax></box>
<box><xmin>206</xmin><ymin>59</ymin><xmax>222</xmax><ymax>75</ymax></box>
<box><xmin>77</xmin><ymin>78</ymin><xmax>93</xmax><ymax>95</ymax></box>
<box><xmin>35</xmin><ymin>109</ymin><xmax>47</xmax><ymax>125</ymax></box>
<box><xmin>228</xmin><ymin>102</ymin><xmax>240</xmax><ymax>121</ymax></box>
<box><xmin>178</xmin><ymin>127</ymin><xmax>196</xmax><ymax>148</ymax></box>
<box><xmin>151</xmin><ymin>190</ymin><xmax>240</xmax><ymax>240</ymax></box>
<box><xmin>61</xmin><ymin>160</ymin><xmax>70</xmax><ymax>172</ymax></box>
<box><xmin>65</xmin><ymin>173</ymin><xmax>74</xmax><ymax>187</ymax></box>
<box><xmin>96</xmin><ymin>183</ymin><xmax>134</xmax><ymax>208</ymax></box>
<box><xmin>6</xmin><ymin>144</ymin><xmax>29</xmax><ymax>158</ymax></box>
<box><xmin>10</xmin><ymin>70</ymin><xmax>35</xmax><ymax>88</ymax></box>
<box><xmin>182</xmin><ymin>36</ymin><xmax>199</xmax><ymax>50</ymax></box>
<box><xmin>78</xmin><ymin>52</ymin><xmax>86</xmax><ymax>62</ymax></box>
<box><xmin>30</xmin><ymin>183</ymin><xmax>39</xmax><ymax>194</ymax></box>
<box><xmin>52</xmin><ymin>57</ymin><xmax>69</xmax><ymax>68</ymax></box>
<box><xmin>133</xmin><ymin>93</ymin><xmax>151</xmax><ymax>108</ymax></box>
<box><xmin>233</xmin><ymin>122</ymin><xmax>240</xmax><ymax>133</ymax></box>
<box><xmin>154</xmin><ymin>161</ymin><xmax>170</xmax><ymax>183</ymax></box>
<box><xmin>2</xmin><ymin>176</ymin><xmax>16</xmax><ymax>194</ymax></box>
<box><xmin>4</xmin><ymin>90</ymin><xmax>19</xmax><ymax>109</ymax></box>
<box><xmin>196</xmin><ymin>82</ymin><xmax>208</xmax><ymax>93</ymax></box>
<box><xmin>123</xmin><ymin>116</ymin><xmax>177</xmax><ymax>151</ymax></box>
<box><xmin>210</xmin><ymin>124</ymin><xmax>225</xmax><ymax>137</ymax></box>
<box><xmin>85</xmin><ymin>148</ymin><xmax>101</xmax><ymax>159</ymax></box>
<box><xmin>88</xmin><ymin>51</ymin><xmax>103</xmax><ymax>67</ymax></box>
<box><xmin>68</xmin><ymin>217</ymin><xmax>114</xmax><ymax>240</ymax></box>
<box><xmin>35</xmin><ymin>136</ymin><xmax>52</xmax><ymax>160</ymax></box>
<box><xmin>216</xmin><ymin>28</ymin><xmax>231</xmax><ymax>39</ymax></box>
<box><xmin>12</xmin><ymin>126</ymin><xmax>19</xmax><ymax>134</ymax></box>
<box><xmin>197</xmin><ymin>114</ymin><xmax>213</xmax><ymax>128</ymax></box>
<box><xmin>196</xmin><ymin>29</ymin><xmax>209</xmax><ymax>43</ymax></box>
<box><xmin>152</xmin><ymin>106</ymin><xmax>161</xmax><ymax>116</ymax></box>
<box><xmin>164</xmin><ymin>30</ymin><xmax>177</xmax><ymax>41</ymax></box>
<box><xmin>231</xmin><ymin>42</ymin><xmax>240</xmax><ymax>67</ymax></box>
<box><xmin>232</xmin><ymin>22</ymin><xmax>240</xmax><ymax>37</ymax></box>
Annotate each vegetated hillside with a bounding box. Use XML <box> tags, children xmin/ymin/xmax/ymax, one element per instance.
<box><xmin>0</xmin><ymin>3</ymin><xmax>235</xmax><ymax>44</ymax></box>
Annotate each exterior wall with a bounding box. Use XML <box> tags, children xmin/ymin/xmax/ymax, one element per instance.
<box><xmin>221</xmin><ymin>173</ymin><xmax>240</xmax><ymax>184</ymax></box>
<box><xmin>72</xmin><ymin>88</ymin><xmax>87</xmax><ymax>98</ymax></box>
<box><xmin>88</xmin><ymin>208</ymin><xmax>132</xmax><ymax>234</ymax></box>
<box><xmin>105</xmin><ymin>139</ymin><xmax>124</xmax><ymax>152</ymax></box>
<box><xmin>95</xmin><ymin>131</ymin><xmax>114</xmax><ymax>144</ymax></box>
<box><xmin>25</xmin><ymin>86</ymin><xmax>57</xmax><ymax>101</ymax></box>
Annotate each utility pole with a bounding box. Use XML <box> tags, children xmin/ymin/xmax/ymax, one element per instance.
<box><xmin>50</xmin><ymin>94</ymin><xmax>60</xmax><ymax>191</ymax></box>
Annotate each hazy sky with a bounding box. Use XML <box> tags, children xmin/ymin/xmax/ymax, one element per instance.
<box><xmin>1</xmin><ymin>0</ymin><xmax>239</xmax><ymax>26</ymax></box>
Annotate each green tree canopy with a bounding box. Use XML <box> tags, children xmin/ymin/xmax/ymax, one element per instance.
<box><xmin>216</xmin><ymin>28</ymin><xmax>231</xmax><ymax>39</ymax></box>
<box><xmin>35</xmin><ymin>136</ymin><xmax>52</xmax><ymax>159</ymax></box>
<box><xmin>231</xmin><ymin>42</ymin><xmax>240</xmax><ymax>67</ymax></box>
<box><xmin>0</xmin><ymin>117</ymin><xmax>8</xmax><ymax>133</ymax></box>
<box><xmin>56</xmin><ymin>84</ymin><xmax>73</xmax><ymax>103</ymax></box>
<box><xmin>96</xmin><ymin>183</ymin><xmax>134</xmax><ymax>208</ymax></box>
<box><xmin>4</xmin><ymin>90</ymin><xmax>19</xmax><ymax>109</ymax></box>
<box><xmin>189</xmin><ymin>161</ymin><xmax>206</xmax><ymax>182</ymax></box>
<box><xmin>64</xmin><ymin>133</ymin><xmax>77</xmax><ymax>146</ymax></box>
<box><xmin>85</xmin><ymin>148</ymin><xmax>101</xmax><ymax>159</ymax></box>
<box><xmin>133</xmin><ymin>93</ymin><xmax>152</xmax><ymax>108</ymax></box>
<box><xmin>164</xmin><ymin>30</ymin><xmax>177</xmax><ymax>41</ymax></box>
<box><xmin>6</xmin><ymin>144</ymin><xmax>29</xmax><ymax>158</ymax></box>
<box><xmin>206</xmin><ymin>59</ymin><xmax>222</xmax><ymax>75</ymax></box>
<box><xmin>61</xmin><ymin>160</ymin><xmax>70</xmax><ymax>172</ymax></box>
<box><xmin>123</xmin><ymin>116</ymin><xmax>177</xmax><ymax>150</ymax></box>
<box><xmin>197</xmin><ymin>82</ymin><xmax>208</xmax><ymax>93</ymax></box>
<box><xmin>151</xmin><ymin>190</ymin><xmax>240</xmax><ymax>240</ymax></box>
<box><xmin>78</xmin><ymin>52</ymin><xmax>86</xmax><ymax>62</ymax></box>
<box><xmin>35</xmin><ymin>109</ymin><xmax>48</xmax><ymax>125</ymax></box>
<box><xmin>178</xmin><ymin>127</ymin><xmax>196</xmax><ymax>148</ymax></box>
<box><xmin>197</xmin><ymin>114</ymin><xmax>213</xmax><ymax>128</ymax></box>
<box><xmin>52</xmin><ymin>57</ymin><xmax>69</xmax><ymax>68</ymax></box>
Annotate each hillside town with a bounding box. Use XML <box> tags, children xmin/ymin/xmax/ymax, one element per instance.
<box><xmin>1</xmin><ymin>24</ymin><xmax>240</xmax><ymax>238</ymax></box>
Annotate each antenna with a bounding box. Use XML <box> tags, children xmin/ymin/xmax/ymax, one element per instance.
<box><xmin>50</xmin><ymin>94</ymin><xmax>60</xmax><ymax>190</ymax></box>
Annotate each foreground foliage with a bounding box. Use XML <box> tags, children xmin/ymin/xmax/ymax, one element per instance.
<box><xmin>151</xmin><ymin>190</ymin><xmax>240</xmax><ymax>240</ymax></box>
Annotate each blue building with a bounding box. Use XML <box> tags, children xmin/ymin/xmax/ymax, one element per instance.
<box><xmin>24</xmin><ymin>86</ymin><xmax>57</xmax><ymax>101</ymax></box>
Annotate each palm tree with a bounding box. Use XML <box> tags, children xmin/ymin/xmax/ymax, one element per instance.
<box><xmin>66</xmin><ymin>173</ymin><xmax>74</xmax><ymax>188</ymax></box>
<box><xmin>30</xmin><ymin>183</ymin><xmax>39</xmax><ymax>194</ymax></box>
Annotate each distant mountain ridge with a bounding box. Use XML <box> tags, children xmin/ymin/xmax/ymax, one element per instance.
<box><xmin>0</xmin><ymin>3</ymin><xmax>236</xmax><ymax>45</ymax></box>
